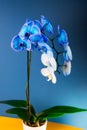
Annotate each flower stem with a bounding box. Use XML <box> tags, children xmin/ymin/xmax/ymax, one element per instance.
<box><xmin>26</xmin><ymin>51</ymin><xmax>32</xmax><ymax>120</ymax></box>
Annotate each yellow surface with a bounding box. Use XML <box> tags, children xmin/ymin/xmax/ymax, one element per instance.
<box><xmin>0</xmin><ymin>116</ymin><xmax>83</xmax><ymax>130</ymax></box>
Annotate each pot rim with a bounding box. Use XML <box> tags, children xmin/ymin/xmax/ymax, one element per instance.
<box><xmin>23</xmin><ymin>120</ymin><xmax>47</xmax><ymax>128</ymax></box>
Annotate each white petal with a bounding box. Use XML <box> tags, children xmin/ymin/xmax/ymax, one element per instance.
<box><xmin>47</xmin><ymin>67</ymin><xmax>56</xmax><ymax>84</ymax></box>
<box><xmin>52</xmin><ymin>73</ymin><xmax>57</xmax><ymax>84</ymax></box>
<box><xmin>41</xmin><ymin>53</ymin><xmax>49</xmax><ymax>66</ymax></box>
<box><xmin>47</xmin><ymin>50</ymin><xmax>53</xmax><ymax>57</ymax></box>
<box><xmin>62</xmin><ymin>61</ymin><xmax>71</xmax><ymax>76</ymax></box>
<box><xmin>41</xmin><ymin>53</ymin><xmax>57</xmax><ymax>71</ymax></box>
<box><xmin>41</xmin><ymin>68</ymin><xmax>49</xmax><ymax>76</ymax></box>
<box><xmin>50</xmin><ymin>57</ymin><xmax>57</xmax><ymax>71</ymax></box>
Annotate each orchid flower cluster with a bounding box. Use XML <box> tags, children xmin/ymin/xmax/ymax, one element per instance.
<box><xmin>11</xmin><ymin>15</ymin><xmax>72</xmax><ymax>84</ymax></box>
<box><xmin>1</xmin><ymin>16</ymin><xmax>87</xmax><ymax>127</ymax></box>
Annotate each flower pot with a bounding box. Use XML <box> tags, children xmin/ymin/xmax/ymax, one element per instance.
<box><xmin>22</xmin><ymin>121</ymin><xmax>47</xmax><ymax>130</ymax></box>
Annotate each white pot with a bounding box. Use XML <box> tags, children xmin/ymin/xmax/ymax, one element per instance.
<box><xmin>22</xmin><ymin>121</ymin><xmax>47</xmax><ymax>130</ymax></box>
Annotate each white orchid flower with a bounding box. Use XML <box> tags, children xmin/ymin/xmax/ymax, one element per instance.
<box><xmin>41</xmin><ymin>53</ymin><xmax>57</xmax><ymax>84</ymax></box>
<box><xmin>62</xmin><ymin>61</ymin><xmax>71</xmax><ymax>76</ymax></box>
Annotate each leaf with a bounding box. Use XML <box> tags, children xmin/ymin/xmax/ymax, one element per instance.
<box><xmin>0</xmin><ymin>100</ymin><xmax>26</xmax><ymax>108</ymax></box>
<box><xmin>41</xmin><ymin>106</ymin><xmax>87</xmax><ymax>114</ymax></box>
<box><xmin>0</xmin><ymin>99</ymin><xmax>36</xmax><ymax>119</ymax></box>
<box><xmin>6</xmin><ymin>107</ymin><xmax>29</xmax><ymax>121</ymax></box>
<box><xmin>37</xmin><ymin>112</ymin><xmax>64</xmax><ymax>121</ymax></box>
<box><xmin>36</xmin><ymin>106</ymin><xmax>87</xmax><ymax>122</ymax></box>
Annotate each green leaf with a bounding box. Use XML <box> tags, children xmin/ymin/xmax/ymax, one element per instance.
<box><xmin>6</xmin><ymin>107</ymin><xmax>28</xmax><ymax>121</ymax></box>
<box><xmin>0</xmin><ymin>100</ymin><xmax>26</xmax><ymax>108</ymax></box>
<box><xmin>37</xmin><ymin>112</ymin><xmax>64</xmax><ymax>121</ymax></box>
<box><xmin>37</xmin><ymin>106</ymin><xmax>87</xmax><ymax>122</ymax></box>
<box><xmin>41</xmin><ymin>106</ymin><xmax>87</xmax><ymax>114</ymax></box>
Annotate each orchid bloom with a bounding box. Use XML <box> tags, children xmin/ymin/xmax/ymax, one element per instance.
<box><xmin>11</xmin><ymin>20</ymin><xmax>44</xmax><ymax>52</ymax></box>
<box><xmin>58</xmin><ymin>25</ymin><xmax>68</xmax><ymax>46</ymax></box>
<box><xmin>11</xmin><ymin>16</ymin><xmax>72</xmax><ymax>84</ymax></box>
<box><xmin>41</xmin><ymin>53</ymin><xmax>57</xmax><ymax>84</ymax></box>
<box><xmin>41</xmin><ymin>15</ymin><xmax>53</xmax><ymax>34</ymax></box>
<box><xmin>62</xmin><ymin>61</ymin><xmax>71</xmax><ymax>76</ymax></box>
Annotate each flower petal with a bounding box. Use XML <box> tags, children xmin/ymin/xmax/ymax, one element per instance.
<box><xmin>41</xmin><ymin>53</ymin><xmax>57</xmax><ymax>71</ymax></box>
<box><xmin>41</xmin><ymin>67</ymin><xmax>56</xmax><ymax>84</ymax></box>
<box><xmin>29</xmin><ymin>34</ymin><xmax>42</xmax><ymax>43</ymax></box>
<box><xmin>63</xmin><ymin>45</ymin><xmax>72</xmax><ymax>61</ymax></box>
<box><xmin>58</xmin><ymin>25</ymin><xmax>68</xmax><ymax>46</ymax></box>
<box><xmin>30</xmin><ymin>25</ymin><xmax>41</xmax><ymax>35</ymax></box>
<box><xmin>52</xmin><ymin>73</ymin><xmax>56</xmax><ymax>84</ymax></box>
<box><xmin>62</xmin><ymin>61</ymin><xmax>71</xmax><ymax>76</ymax></box>
<box><xmin>41</xmin><ymin>68</ymin><xmax>49</xmax><ymax>76</ymax></box>
<box><xmin>41</xmin><ymin>15</ymin><xmax>53</xmax><ymax>34</ymax></box>
<box><xmin>41</xmin><ymin>53</ymin><xmax>49</xmax><ymax>66</ymax></box>
<box><xmin>11</xmin><ymin>35</ymin><xmax>31</xmax><ymax>52</ymax></box>
<box><xmin>34</xmin><ymin>20</ymin><xmax>42</xmax><ymax>30</ymax></box>
<box><xmin>18</xmin><ymin>23</ymin><xmax>29</xmax><ymax>40</ymax></box>
<box><xmin>49</xmin><ymin>56</ymin><xmax>57</xmax><ymax>71</ymax></box>
<box><xmin>40</xmin><ymin>34</ymin><xmax>48</xmax><ymax>42</ymax></box>
<box><xmin>38</xmin><ymin>42</ymin><xmax>52</xmax><ymax>54</ymax></box>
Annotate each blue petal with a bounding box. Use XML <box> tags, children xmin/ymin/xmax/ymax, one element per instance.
<box><xmin>25</xmin><ymin>18</ymin><xmax>31</xmax><ymax>23</ymax></box>
<box><xmin>27</xmin><ymin>21</ymin><xmax>34</xmax><ymax>33</ymax></box>
<box><xmin>40</xmin><ymin>34</ymin><xmax>48</xmax><ymax>42</ymax></box>
<box><xmin>29</xmin><ymin>34</ymin><xmax>42</xmax><ymax>43</ymax></box>
<box><xmin>31</xmin><ymin>25</ymin><xmax>41</xmax><ymax>34</ymax></box>
<box><xmin>11</xmin><ymin>35</ymin><xmax>31</xmax><ymax>52</ymax></box>
<box><xmin>41</xmin><ymin>15</ymin><xmax>53</xmax><ymax>34</ymax></box>
<box><xmin>19</xmin><ymin>23</ymin><xmax>29</xmax><ymax>39</ymax></box>
<box><xmin>34</xmin><ymin>20</ymin><xmax>42</xmax><ymax>30</ymax></box>
<box><xmin>27</xmin><ymin>21</ymin><xmax>41</xmax><ymax>35</ymax></box>
<box><xmin>58</xmin><ymin>26</ymin><xmax>68</xmax><ymax>46</ymax></box>
<box><xmin>57</xmin><ymin>25</ymin><xmax>61</xmax><ymax>35</ymax></box>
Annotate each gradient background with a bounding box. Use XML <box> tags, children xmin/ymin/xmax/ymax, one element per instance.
<box><xmin>0</xmin><ymin>0</ymin><xmax>87</xmax><ymax>129</ymax></box>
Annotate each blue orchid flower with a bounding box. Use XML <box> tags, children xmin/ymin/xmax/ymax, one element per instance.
<box><xmin>11</xmin><ymin>35</ymin><xmax>31</xmax><ymax>52</ymax></box>
<box><xmin>19</xmin><ymin>21</ymin><xmax>41</xmax><ymax>39</ymax></box>
<box><xmin>41</xmin><ymin>15</ymin><xmax>53</xmax><ymax>34</ymax></box>
<box><xmin>58</xmin><ymin>25</ymin><xmax>68</xmax><ymax>46</ymax></box>
<box><xmin>17</xmin><ymin>20</ymin><xmax>43</xmax><ymax>51</ymax></box>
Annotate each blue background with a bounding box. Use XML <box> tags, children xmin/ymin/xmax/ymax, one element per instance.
<box><xmin>0</xmin><ymin>0</ymin><xmax>87</xmax><ymax>129</ymax></box>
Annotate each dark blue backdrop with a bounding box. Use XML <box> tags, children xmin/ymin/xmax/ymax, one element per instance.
<box><xmin>0</xmin><ymin>0</ymin><xmax>87</xmax><ymax>129</ymax></box>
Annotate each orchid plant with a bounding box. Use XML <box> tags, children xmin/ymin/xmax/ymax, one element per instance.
<box><xmin>0</xmin><ymin>15</ymin><xmax>87</xmax><ymax>127</ymax></box>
